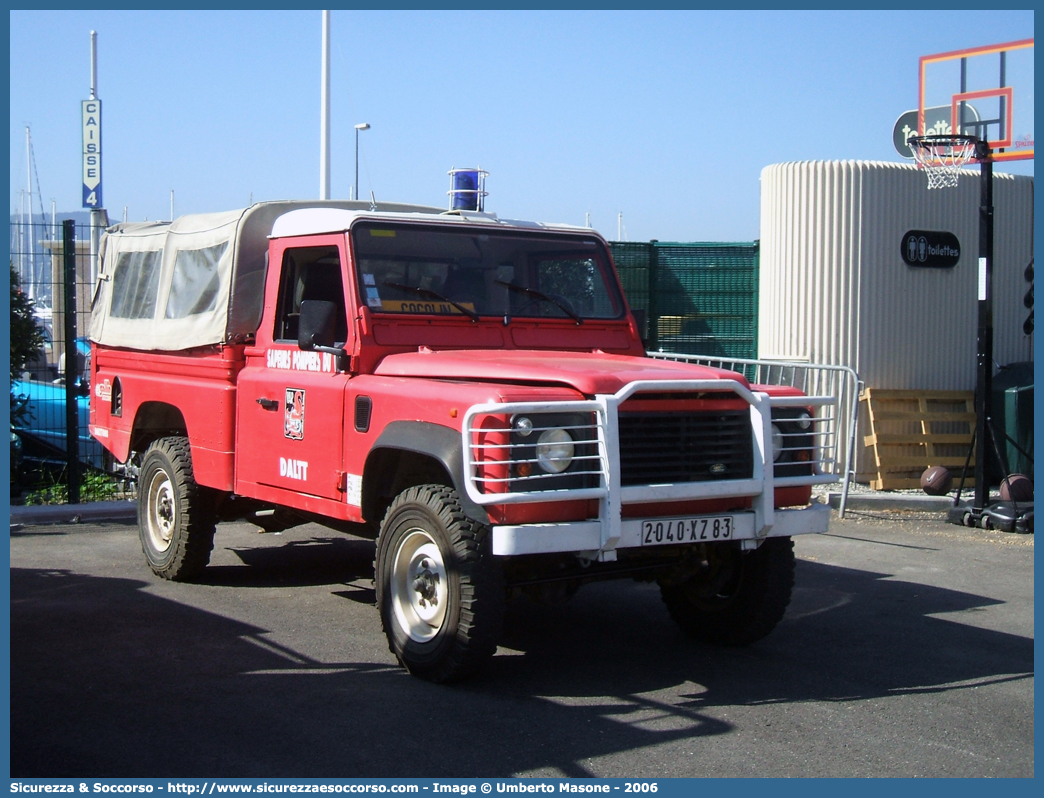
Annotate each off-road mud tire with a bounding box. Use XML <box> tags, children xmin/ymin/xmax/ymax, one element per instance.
<box><xmin>660</xmin><ymin>537</ymin><xmax>795</xmax><ymax>646</ymax></box>
<box><xmin>375</xmin><ymin>484</ymin><xmax>504</xmax><ymax>682</ymax></box>
<box><xmin>137</xmin><ymin>436</ymin><xmax>216</xmax><ymax>581</ymax></box>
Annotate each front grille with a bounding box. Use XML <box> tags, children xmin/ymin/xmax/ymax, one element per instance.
<box><xmin>618</xmin><ymin>409</ymin><xmax>754</xmax><ymax>486</ymax></box>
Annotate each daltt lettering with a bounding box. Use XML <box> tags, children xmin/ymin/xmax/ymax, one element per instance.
<box><xmin>279</xmin><ymin>457</ymin><xmax>308</xmax><ymax>481</ymax></box>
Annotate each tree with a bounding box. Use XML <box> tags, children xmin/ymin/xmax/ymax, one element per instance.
<box><xmin>10</xmin><ymin>262</ymin><xmax>44</xmax><ymax>382</ymax></box>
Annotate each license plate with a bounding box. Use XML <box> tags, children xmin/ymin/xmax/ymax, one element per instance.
<box><xmin>640</xmin><ymin>515</ymin><xmax>735</xmax><ymax>546</ymax></box>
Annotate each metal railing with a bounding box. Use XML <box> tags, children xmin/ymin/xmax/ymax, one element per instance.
<box><xmin>648</xmin><ymin>352</ymin><xmax>862</xmax><ymax>516</ymax></box>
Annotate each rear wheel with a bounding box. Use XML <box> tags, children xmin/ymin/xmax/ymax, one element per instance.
<box><xmin>660</xmin><ymin>537</ymin><xmax>795</xmax><ymax>646</ymax></box>
<box><xmin>375</xmin><ymin>484</ymin><xmax>504</xmax><ymax>682</ymax></box>
<box><xmin>137</xmin><ymin>437</ymin><xmax>216</xmax><ymax>581</ymax></box>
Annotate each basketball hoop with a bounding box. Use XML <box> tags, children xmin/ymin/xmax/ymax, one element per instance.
<box><xmin>908</xmin><ymin>134</ymin><xmax>979</xmax><ymax>189</ymax></box>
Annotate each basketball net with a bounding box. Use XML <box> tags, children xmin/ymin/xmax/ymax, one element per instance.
<box><xmin>908</xmin><ymin>134</ymin><xmax>979</xmax><ymax>189</ymax></box>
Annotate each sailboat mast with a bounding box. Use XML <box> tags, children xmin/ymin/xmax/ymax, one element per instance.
<box><xmin>26</xmin><ymin>127</ymin><xmax>36</xmax><ymax>297</ymax></box>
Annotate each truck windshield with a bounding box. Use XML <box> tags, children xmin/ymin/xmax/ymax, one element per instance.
<box><xmin>351</xmin><ymin>222</ymin><xmax>624</xmax><ymax>321</ymax></box>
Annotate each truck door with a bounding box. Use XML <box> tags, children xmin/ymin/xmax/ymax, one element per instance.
<box><xmin>236</xmin><ymin>237</ymin><xmax>351</xmax><ymax>503</ymax></box>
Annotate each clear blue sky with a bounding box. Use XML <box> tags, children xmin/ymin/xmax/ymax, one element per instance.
<box><xmin>9</xmin><ymin>9</ymin><xmax>1035</xmax><ymax>242</ymax></box>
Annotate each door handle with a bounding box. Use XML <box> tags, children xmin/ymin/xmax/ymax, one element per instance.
<box><xmin>256</xmin><ymin>397</ymin><xmax>279</xmax><ymax>411</ymax></box>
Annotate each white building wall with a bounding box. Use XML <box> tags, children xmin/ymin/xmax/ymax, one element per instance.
<box><xmin>759</xmin><ymin>160</ymin><xmax>1033</xmax><ymax>390</ymax></box>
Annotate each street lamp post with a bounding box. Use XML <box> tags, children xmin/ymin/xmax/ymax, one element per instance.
<box><xmin>354</xmin><ymin>123</ymin><xmax>370</xmax><ymax>201</ymax></box>
<box><xmin>320</xmin><ymin>11</ymin><xmax>331</xmax><ymax>200</ymax></box>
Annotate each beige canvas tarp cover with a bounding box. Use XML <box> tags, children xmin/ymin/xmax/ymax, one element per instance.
<box><xmin>88</xmin><ymin>200</ymin><xmax>441</xmax><ymax>351</ymax></box>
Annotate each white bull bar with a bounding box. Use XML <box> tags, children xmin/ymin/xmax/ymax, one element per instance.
<box><xmin>461</xmin><ymin>379</ymin><xmax>834</xmax><ymax>562</ymax></box>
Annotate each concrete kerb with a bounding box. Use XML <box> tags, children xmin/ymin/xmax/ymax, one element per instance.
<box><xmin>828</xmin><ymin>492</ymin><xmax>969</xmax><ymax>512</ymax></box>
<box><xmin>8</xmin><ymin>500</ymin><xmax>137</xmax><ymax>528</ymax></box>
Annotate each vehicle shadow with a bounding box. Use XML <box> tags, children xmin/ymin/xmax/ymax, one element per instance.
<box><xmin>488</xmin><ymin>559</ymin><xmax>1032</xmax><ymax>706</ymax></box>
<box><xmin>200</xmin><ymin>534</ymin><xmax>376</xmax><ymax>589</ymax></box>
<box><xmin>9</xmin><ymin>546</ymin><xmax>1033</xmax><ymax>778</ymax></box>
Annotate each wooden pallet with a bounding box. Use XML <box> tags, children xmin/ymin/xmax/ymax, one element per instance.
<box><xmin>862</xmin><ymin>388</ymin><xmax>976</xmax><ymax>490</ymax></box>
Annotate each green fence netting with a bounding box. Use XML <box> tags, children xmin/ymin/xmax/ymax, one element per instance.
<box><xmin>609</xmin><ymin>240</ymin><xmax>759</xmax><ymax>360</ymax></box>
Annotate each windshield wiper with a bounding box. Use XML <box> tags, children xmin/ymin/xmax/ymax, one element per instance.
<box><xmin>495</xmin><ymin>280</ymin><xmax>583</xmax><ymax>324</ymax></box>
<box><xmin>381</xmin><ymin>281</ymin><xmax>479</xmax><ymax>322</ymax></box>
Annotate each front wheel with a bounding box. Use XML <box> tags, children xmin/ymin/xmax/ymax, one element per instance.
<box><xmin>660</xmin><ymin>537</ymin><xmax>795</xmax><ymax>646</ymax></box>
<box><xmin>375</xmin><ymin>484</ymin><xmax>504</xmax><ymax>682</ymax></box>
<box><xmin>137</xmin><ymin>437</ymin><xmax>216</xmax><ymax>581</ymax></box>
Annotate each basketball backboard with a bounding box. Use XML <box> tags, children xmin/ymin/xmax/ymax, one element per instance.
<box><xmin>918</xmin><ymin>38</ymin><xmax>1033</xmax><ymax>162</ymax></box>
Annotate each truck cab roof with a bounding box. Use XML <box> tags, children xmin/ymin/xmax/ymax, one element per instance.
<box><xmin>269</xmin><ymin>207</ymin><xmax>595</xmax><ymax>240</ymax></box>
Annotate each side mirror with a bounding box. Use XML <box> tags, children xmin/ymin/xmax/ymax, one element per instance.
<box><xmin>299</xmin><ymin>300</ymin><xmax>337</xmax><ymax>350</ymax></box>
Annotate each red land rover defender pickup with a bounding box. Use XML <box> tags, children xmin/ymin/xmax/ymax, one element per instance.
<box><xmin>88</xmin><ymin>200</ymin><xmax>832</xmax><ymax>682</ymax></box>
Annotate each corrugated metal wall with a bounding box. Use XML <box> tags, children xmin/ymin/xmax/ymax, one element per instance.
<box><xmin>759</xmin><ymin>160</ymin><xmax>1033</xmax><ymax>390</ymax></box>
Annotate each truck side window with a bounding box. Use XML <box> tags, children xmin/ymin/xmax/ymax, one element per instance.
<box><xmin>165</xmin><ymin>242</ymin><xmax>228</xmax><ymax>319</ymax></box>
<box><xmin>110</xmin><ymin>250</ymin><xmax>162</xmax><ymax>319</ymax></box>
<box><xmin>274</xmin><ymin>246</ymin><xmax>348</xmax><ymax>343</ymax></box>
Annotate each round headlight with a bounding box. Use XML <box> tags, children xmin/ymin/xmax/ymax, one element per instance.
<box><xmin>513</xmin><ymin>416</ymin><xmax>534</xmax><ymax>437</ymax></box>
<box><xmin>771</xmin><ymin>423</ymin><xmax>784</xmax><ymax>462</ymax></box>
<box><xmin>796</xmin><ymin>411</ymin><xmax>812</xmax><ymax>430</ymax></box>
<box><xmin>535</xmin><ymin>428</ymin><xmax>574</xmax><ymax>473</ymax></box>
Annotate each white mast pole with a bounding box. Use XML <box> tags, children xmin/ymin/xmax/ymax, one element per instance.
<box><xmin>26</xmin><ymin>127</ymin><xmax>35</xmax><ymax>295</ymax></box>
<box><xmin>20</xmin><ymin>190</ymin><xmax>29</xmax><ymax>300</ymax></box>
<box><xmin>90</xmin><ymin>30</ymin><xmax>97</xmax><ymax>99</ymax></box>
<box><xmin>26</xmin><ymin>127</ymin><xmax>32</xmax><ymax>219</ymax></box>
<box><xmin>320</xmin><ymin>11</ymin><xmax>331</xmax><ymax>200</ymax></box>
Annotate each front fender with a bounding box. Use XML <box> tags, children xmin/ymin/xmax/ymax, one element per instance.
<box><xmin>363</xmin><ymin>420</ymin><xmax>489</xmax><ymax>527</ymax></box>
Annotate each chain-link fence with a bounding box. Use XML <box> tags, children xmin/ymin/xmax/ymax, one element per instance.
<box><xmin>9</xmin><ymin>218</ymin><xmax>131</xmax><ymax>505</ymax></box>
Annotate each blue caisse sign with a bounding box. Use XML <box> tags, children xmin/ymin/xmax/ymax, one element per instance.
<box><xmin>82</xmin><ymin>99</ymin><xmax>102</xmax><ymax>208</ymax></box>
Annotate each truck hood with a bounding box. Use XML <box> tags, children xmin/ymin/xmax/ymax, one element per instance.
<box><xmin>374</xmin><ymin>349</ymin><xmax>750</xmax><ymax>396</ymax></box>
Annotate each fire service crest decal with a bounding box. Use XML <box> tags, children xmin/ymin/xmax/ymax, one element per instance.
<box><xmin>284</xmin><ymin>388</ymin><xmax>305</xmax><ymax>440</ymax></box>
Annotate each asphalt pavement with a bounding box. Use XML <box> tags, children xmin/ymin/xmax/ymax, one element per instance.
<box><xmin>8</xmin><ymin>507</ymin><xmax>1034</xmax><ymax>778</ymax></box>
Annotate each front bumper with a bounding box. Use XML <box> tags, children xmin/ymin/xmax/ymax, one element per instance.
<box><xmin>490</xmin><ymin>503</ymin><xmax>831</xmax><ymax>556</ymax></box>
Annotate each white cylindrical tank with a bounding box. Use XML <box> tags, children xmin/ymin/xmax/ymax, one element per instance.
<box><xmin>759</xmin><ymin>160</ymin><xmax>1033</xmax><ymax>390</ymax></box>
